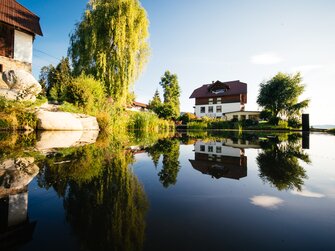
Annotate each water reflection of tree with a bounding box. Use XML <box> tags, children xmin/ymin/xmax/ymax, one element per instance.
<box><xmin>38</xmin><ymin>144</ymin><xmax>148</xmax><ymax>251</ymax></box>
<box><xmin>146</xmin><ymin>139</ymin><xmax>180</xmax><ymax>188</ymax></box>
<box><xmin>257</xmin><ymin>135</ymin><xmax>310</xmax><ymax>191</ymax></box>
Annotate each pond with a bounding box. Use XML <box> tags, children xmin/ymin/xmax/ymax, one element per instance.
<box><xmin>0</xmin><ymin>131</ymin><xmax>334</xmax><ymax>250</ymax></box>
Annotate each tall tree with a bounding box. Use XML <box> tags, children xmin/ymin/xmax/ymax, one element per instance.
<box><xmin>40</xmin><ymin>57</ymin><xmax>72</xmax><ymax>101</ymax></box>
<box><xmin>257</xmin><ymin>72</ymin><xmax>309</xmax><ymax>125</ymax></box>
<box><xmin>148</xmin><ymin>89</ymin><xmax>162</xmax><ymax>115</ymax></box>
<box><xmin>159</xmin><ymin>71</ymin><xmax>181</xmax><ymax>119</ymax></box>
<box><xmin>148</xmin><ymin>89</ymin><xmax>162</xmax><ymax>109</ymax></box>
<box><xmin>69</xmin><ymin>0</ymin><xmax>150</xmax><ymax>105</ymax></box>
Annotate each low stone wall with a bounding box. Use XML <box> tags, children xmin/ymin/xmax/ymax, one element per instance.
<box><xmin>0</xmin><ymin>56</ymin><xmax>32</xmax><ymax>73</ymax></box>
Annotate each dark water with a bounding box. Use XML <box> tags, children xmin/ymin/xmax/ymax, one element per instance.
<box><xmin>0</xmin><ymin>131</ymin><xmax>334</xmax><ymax>251</ymax></box>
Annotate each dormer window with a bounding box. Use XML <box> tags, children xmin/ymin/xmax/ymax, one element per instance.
<box><xmin>212</xmin><ymin>89</ymin><xmax>226</xmax><ymax>94</ymax></box>
<box><xmin>208</xmin><ymin>81</ymin><xmax>230</xmax><ymax>94</ymax></box>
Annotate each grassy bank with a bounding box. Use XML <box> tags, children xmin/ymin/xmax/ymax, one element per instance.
<box><xmin>0</xmin><ymin>96</ymin><xmax>174</xmax><ymax>133</ymax></box>
<box><xmin>0</xmin><ymin>97</ymin><xmax>47</xmax><ymax>131</ymax></box>
<box><xmin>187</xmin><ymin>119</ymin><xmax>298</xmax><ymax>131</ymax></box>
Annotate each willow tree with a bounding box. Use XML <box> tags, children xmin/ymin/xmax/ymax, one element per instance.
<box><xmin>69</xmin><ymin>0</ymin><xmax>150</xmax><ymax>105</ymax></box>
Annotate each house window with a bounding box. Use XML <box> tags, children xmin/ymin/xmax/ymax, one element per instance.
<box><xmin>233</xmin><ymin>115</ymin><xmax>238</xmax><ymax>120</ymax></box>
<box><xmin>208</xmin><ymin>106</ymin><xmax>213</xmax><ymax>113</ymax></box>
<box><xmin>241</xmin><ymin>115</ymin><xmax>246</xmax><ymax>120</ymax></box>
<box><xmin>208</xmin><ymin>146</ymin><xmax>213</xmax><ymax>152</ymax></box>
<box><xmin>209</xmin><ymin>98</ymin><xmax>213</xmax><ymax>105</ymax></box>
<box><xmin>200</xmin><ymin>107</ymin><xmax>205</xmax><ymax>113</ymax></box>
<box><xmin>217</xmin><ymin>97</ymin><xmax>222</xmax><ymax>104</ymax></box>
<box><xmin>0</xmin><ymin>23</ymin><xmax>14</xmax><ymax>58</ymax></box>
<box><xmin>200</xmin><ymin>145</ymin><xmax>205</xmax><ymax>152</ymax></box>
<box><xmin>216</xmin><ymin>146</ymin><xmax>222</xmax><ymax>154</ymax></box>
<box><xmin>216</xmin><ymin>106</ymin><xmax>222</xmax><ymax>113</ymax></box>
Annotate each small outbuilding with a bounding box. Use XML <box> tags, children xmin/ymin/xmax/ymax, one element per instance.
<box><xmin>0</xmin><ymin>0</ymin><xmax>43</xmax><ymax>74</ymax></box>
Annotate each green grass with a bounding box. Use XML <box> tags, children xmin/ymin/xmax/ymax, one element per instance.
<box><xmin>127</xmin><ymin>111</ymin><xmax>175</xmax><ymax>132</ymax></box>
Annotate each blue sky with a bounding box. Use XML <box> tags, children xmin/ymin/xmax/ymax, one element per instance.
<box><xmin>20</xmin><ymin>0</ymin><xmax>335</xmax><ymax>125</ymax></box>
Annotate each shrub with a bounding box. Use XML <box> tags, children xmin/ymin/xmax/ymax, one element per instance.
<box><xmin>278</xmin><ymin>120</ymin><xmax>288</xmax><ymax>129</ymax></box>
<box><xmin>64</xmin><ymin>75</ymin><xmax>106</xmax><ymax>113</ymax></box>
<box><xmin>178</xmin><ymin>112</ymin><xmax>196</xmax><ymax>124</ymax></box>
<box><xmin>187</xmin><ymin>121</ymin><xmax>208</xmax><ymax>130</ymax></box>
<box><xmin>128</xmin><ymin>112</ymin><xmax>174</xmax><ymax>132</ymax></box>
<box><xmin>288</xmin><ymin>118</ymin><xmax>301</xmax><ymax>128</ymax></box>
<box><xmin>96</xmin><ymin>111</ymin><xmax>112</xmax><ymax>132</ymax></box>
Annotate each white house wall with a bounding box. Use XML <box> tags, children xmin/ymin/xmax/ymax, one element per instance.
<box><xmin>14</xmin><ymin>30</ymin><xmax>33</xmax><ymax>64</ymax></box>
<box><xmin>8</xmin><ymin>192</ymin><xmax>28</xmax><ymax>227</ymax></box>
<box><xmin>194</xmin><ymin>102</ymin><xmax>241</xmax><ymax>118</ymax></box>
<box><xmin>195</xmin><ymin>141</ymin><xmax>241</xmax><ymax>157</ymax></box>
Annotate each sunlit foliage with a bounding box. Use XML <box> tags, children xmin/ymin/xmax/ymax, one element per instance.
<box><xmin>69</xmin><ymin>0</ymin><xmax>150</xmax><ymax>105</ymax></box>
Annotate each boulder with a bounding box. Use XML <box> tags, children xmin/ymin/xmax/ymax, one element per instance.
<box><xmin>37</xmin><ymin>110</ymin><xmax>100</xmax><ymax>131</ymax></box>
<box><xmin>1</xmin><ymin>69</ymin><xmax>41</xmax><ymax>101</ymax></box>
<box><xmin>36</xmin><ymin>131</ymin><xmax>99</xmax><ymax>150</ymax></box>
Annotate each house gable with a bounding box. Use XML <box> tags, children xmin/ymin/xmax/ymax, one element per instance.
<box><xmin>0</xmin><ymin>0</ymin><xmax>43</xmax><ymax>36</ymax></box>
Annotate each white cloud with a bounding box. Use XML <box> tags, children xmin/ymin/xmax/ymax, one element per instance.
<box><xmin>251</xmin><ymin>53</ymin><xmax>283</xmax><ymax>65</ymax></box>
<box><xmin>291</xmin><ymin>65</ymin><xmax>324</xmax><ymax>73</ymax></box>
<box><xmin>250</xmin><ymin>195</ymin><xmax>284</xmax><ymax>209</ymax></box>
<box><xmin>291</xmin><ymin>188</ymin><xmax>325</xmax><ymax>198</ymax></box>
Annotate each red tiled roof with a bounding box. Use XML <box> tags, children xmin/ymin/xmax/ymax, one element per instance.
<box><xmin>0</xmin><ymin>0</ymin><xmax>43</xmax><ymax>36</ymax></box>
<box><xmin>133</xmin><ymin>101</ymin><xmax>148</xmax><ymax>108</ymax></box>
<box><xmin>189</xmin><ymin>80</ymin><xmax>247</xmax><ymax>99</ymax></box>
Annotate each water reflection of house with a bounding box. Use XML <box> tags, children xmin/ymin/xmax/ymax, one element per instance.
<box><xmin>0</xmin><ymin>157</ymin><xmax>38</xmax><ymax>249</ymax></box>
<box><xmin>189</xmin><ymin>140</ymin><xmax>254</xmax><ymax>180</ymax></box>
<box><xmin>0</xmin><ymin>190</ymin><xmax>36</xmax><ymax>249</ymax></box>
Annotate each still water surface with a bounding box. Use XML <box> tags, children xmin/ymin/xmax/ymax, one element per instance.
<box><xmin>0</xmin><ymin>131</ymin><xmax>334</xmax><ymax>250</ymax></box>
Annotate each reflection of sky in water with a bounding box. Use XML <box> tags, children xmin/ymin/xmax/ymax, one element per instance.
<box><xmin>1</xmin><ymin>132</ymin><xmax>335</xmax><ymax>250</ymax></box>
<box><xmin>291</xmin><ymin>187</ymin><xmax>325</xmax><ymax>198</ymax></box>
<box><xmin>250</xmin><ymin>195</ymin><xmax>284</xmax><ymax>209</ymax></box>
<box><xmin>132</xmin><ymin>133</ymin><xmax>335</xmax><ymax>250</ymax></box>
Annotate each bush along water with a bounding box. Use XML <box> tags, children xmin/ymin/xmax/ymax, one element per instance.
<box><xmin>0</xmin><ymin>97</ymin><xmax>46</xmax><ymax>131</ymax></box>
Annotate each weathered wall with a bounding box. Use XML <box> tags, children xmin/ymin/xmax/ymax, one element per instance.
<box><xmin>0</xmin><ymin>56</ymin><xmax>32</xmax><ymax>72</ymax></box>
<box><xmin>14</xmin><ymin>30</ymin><xmax>33</xmax><ymax>63</ymax></box>
<box><xmin>0</xmin><ymin>56</ymin><xmax>32</xmax><ymax>87</ymax></box>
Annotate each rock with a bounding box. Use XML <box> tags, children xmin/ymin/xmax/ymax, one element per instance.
<box><xmin>37</xmin><ymin>110</ymin><xmax>99</xmax><ymax>131</ymax></box>
<box><xmin>1</xmin><ymin>69</ymin><xmax>41</xmax><ymax>101</ymax></box>
<box><xmin>36</xmin><ymin>131</ymin><xmax>99</xmax><ymax>150</ymax></box>
<box><xmin>0</xmin><ymin>157</ymin><xmax>39</xmax><ymax>197</ymax></box>
<box><xmin>0</xmin><ymin>89</ymin><xmax>19</xmax><ymax>100</ymax></box>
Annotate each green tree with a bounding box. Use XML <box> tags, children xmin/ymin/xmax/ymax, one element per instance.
<box><xmin>148</xmin><ymin>89</ymin><xmax>162</xmax><ymax>111</ymax></box>
<box><xmin>47</xmin><ymin>57</ymin><xmax>73</xmax><ymax>101</ymax></box>
<box><xmin>257</xmin><ymin>135</ymin><xmax>310</xmax><ymax>191</ymax></box>
<box><xmin>159</xmin><ymin>71</ymin><xmax>181</xmax><ymax>120</ymax></box>
<box><xmin>69</xmin><ymin>0</ymin><xmax>150</xmax><ymax>105</ymax></box>
<box><xmin>257</xmin><ymin>72</ymin><xmax>309</xmax><ymax>125</ymax></box>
